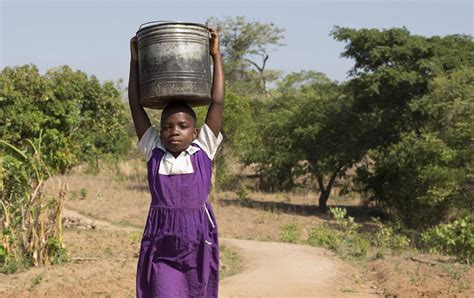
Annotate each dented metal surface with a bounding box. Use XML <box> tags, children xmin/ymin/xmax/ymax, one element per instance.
<box><xmin>136</xmin><ymin>22</ymin><xmax>212</xmax><ymax>109</ymax></box>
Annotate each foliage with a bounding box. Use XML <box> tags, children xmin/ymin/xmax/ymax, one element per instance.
<box><xmin>357</xmin><ymin>132</ymin><xmax>462</xmax><ymax>228</ymax></box>
<box><xmin>207</xmin><ymin>16</ymin><xmax>285</xmax><ymax>95</ymax></box>
<box><xmin>196</xmin><ymin>91</ymin><xmax>258</xmax><ymax>191</ymax></box>
<box><xmin>421</xmin><ymin>216</ymin><xmax>474</xmax><ymax>264</ymax></box>
<box><xmin>280</xmin><ymin>223</ymin><xmax>300</xmax><ymax>244</ymax></box>
<box><xmin>333</xmin><ymin>27</ymin><xmax>474</xmax><ymax>228</ymax></box>
<box><xmin>371</xmin><ymin>217</ymin><xmax>410</xmax><ymax>251</ymax></box>
<box><xmin>247</xmin><ymin>71</ymin><xmax>366</xmax><ymax>210</ymax></box>
<box><xmin>244</xmin><ymin>88</ymin><xmax>300</xmax><ymax>191</ymax></box>
<box><xmin>309</xmin><ymin>208</ymin><xmax>366</xmax><ymax>259</ymax></box>
<box><xmin>308</xmin><ymin>222</ymin><xmax>369</xmax><ymax>260</ymax></box>
<box><xmin>0</xmin><ymin>64</ymin><xmax>128</xmax><ymax>273</ymax></box>
<box><xmin>0</xmin><ymin>64</ymin><xmax>131</xmax><ymax>175</ymax></box>
<box><xmin>236</xmin><ymin>184</ymin><xmax>249</xmax><ymax>203</ymax></box>
<box><xmin>330</xmin><ymin>207</ymin><xmax>362</xmax><ymax>233</ymax></box>
<box><xmin>1</xmin><ymin>136</ymin><xmax>65</xmax><ymax>273</ymax></box>
<box><xmin>357</xmin><ymin>68</ymin><xmax>473</xmax><ymax>228</ymax></box>
<box><xmin>309</xmin><ymin>208</ymin><xmax>411</xmax><ymax>260</ymax></box>
<box><xmin>308</xmin><ymin>223</ymin><xmax>341</xmax><ymax>251</ymax></box>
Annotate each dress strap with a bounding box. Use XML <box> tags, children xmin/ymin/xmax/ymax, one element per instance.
<box><xmin>203</xmin><ymin>204</ymin><xmax>215</xmax><ymax>228</ymax></box>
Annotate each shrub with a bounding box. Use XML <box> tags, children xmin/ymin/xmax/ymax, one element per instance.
<box><xmin>330</xmin><ymin>207</ymin><xmax>361</xmax><ymax>233</ymax></box>
<box><xmin>421</xmin><ymin>216</ymin><xmax>474</xmax><ymax>264</ymax></box>
<box><xmin>308</xmin><ymin>208</ymin><xmax>370</xmax><ymax>260</ymax></box>
<box><xmin>371</xmin><ymin>217</ymin><xmax>410</xmax><ymax>251</ymax></box>
<box><xmin>236</xmin><ymin>184</ymin><xmax>249</xmax><ymax>204</ymax></box>
<box><xmin>308</xmin><ymin>223</ymin><xmax>340</xmax><ymax>251</ymax></box>
<box><xmin>1</xmin><ymin>137</ymin><xmax>65</xmax><ymax>273</ymax></box>
<box><xmin>280</xmin><ymin>223</ymin><xmax>300</xmax><ymax>244</ymax></box>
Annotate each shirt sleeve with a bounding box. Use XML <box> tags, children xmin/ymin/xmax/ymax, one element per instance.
<box><xmin>138</xmin><ymin>126</ymin><xmax>164</xmax><ymax>161</ymax></box>
<box><xmin>194</xmin><ymin>123</ymin><xmax>223</xmax><ymax>160</ymax></box>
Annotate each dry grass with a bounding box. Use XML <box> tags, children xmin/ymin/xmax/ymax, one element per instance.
<box><xmin>4</xmin><ymin>159</ymin><xmax>471</xmax><ymax>297</ymax></box>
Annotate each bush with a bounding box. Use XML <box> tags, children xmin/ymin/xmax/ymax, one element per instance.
<box><xmin>236</xmin><ymin>184</ymin><xmax>249</xmax><ymax>204</ymax></box>
<box><xmin>421</xmin><ymin>216</ymin><xmax>474</xmax><ymax>264</ymax></box>
<box><xmin>371</xmin><ymin>218</ymin><xmax>410</xmax><ymax>251</ymax></box>
<box><xmin>308</xmin><ymin>208</ymin><xmax>369</xmax><ymax>260</ymax></box>
<box><xmin>330</xmin><ymin>207</ymin><xmax>361</xmax><ymax>233</ymax></box>
<box><xmin>308</xmin><ymin>223</ymin><xmax>340</xmax><ymax>251</ymax></box>
<box><xmin>357</xmin><ymin>133</ymin><xmax>463</xmax><ymax>229</ymax></box>
<box><xmin>280</xmin><ymin>223</ymin><xmax>300</xmax><ymax>244</ymax></box>
<box><xmin>1</xmin><ymin>138</ymin><xmax>65</xmax><ymax>273</ymax></box>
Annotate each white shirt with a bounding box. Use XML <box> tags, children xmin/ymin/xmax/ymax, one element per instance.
<box><xmin>138</xmin><ymin>123</ymin><xmax>223</xmax><ymax>175</ymax></box>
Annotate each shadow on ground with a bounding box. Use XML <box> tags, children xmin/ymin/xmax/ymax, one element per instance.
<box><xmin>218</xmin><ymin>196</ymin><xmax>387</xmax><ymax>222</ymax></box>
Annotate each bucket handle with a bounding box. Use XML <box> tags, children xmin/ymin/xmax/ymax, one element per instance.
<box><xmin>139</xmin><ymin>20</ymin><xmax>175</xmax><ymax>30</ymax></box>
<box><xmin>139</xmin><ymin>21</ymin><xmax>213</xmax><ymax>32</ymax></box>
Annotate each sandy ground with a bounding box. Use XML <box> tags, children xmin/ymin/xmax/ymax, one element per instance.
<box><xmin>1</xmin><ymin>207</ymin><xmax>378</xmax><ymax>297</ymax></box>
<box><xmin>219</xmin><ymin>238</ymin><xmax>377</xmax><ymax>297</ymax></box>
<box><xmin>3</xmin><ymin>168</ymin><xmax>472</xmax><ymax>297</ymax></box>
<box><xmin>63</xmin><ymin>208</ymin><xmax>378</xmax><ymax>297</ymax></box>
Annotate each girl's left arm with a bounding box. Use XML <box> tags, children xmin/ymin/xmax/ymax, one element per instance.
<box><xmin>205</xmin><ymin>28</ymin><xmax>224</xmax><ymax>137</ymax></box>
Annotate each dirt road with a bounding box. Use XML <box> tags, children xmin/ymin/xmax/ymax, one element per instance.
<box><xmin>219</xmin><ymin>238</ymin><xmax>377</xmax><ymax>297</ymax></box>
<box><xmin>1</xmin><ymin>208</ymin><xmax>377</xmax><ymax>297</ymax></box>
<box><xmin>61</xmin><ymin>208</ymin><xmax>376</xmax><ymax>297</ymax></box>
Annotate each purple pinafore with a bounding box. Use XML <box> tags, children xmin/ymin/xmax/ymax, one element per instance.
<box><xmin>136</xmin><ymin>126</ymin><xmax>220</xmax><ymax>297</ymax></box>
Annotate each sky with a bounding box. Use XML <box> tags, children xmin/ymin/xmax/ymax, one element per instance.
<box><xmin>1</xmin><ymin>0</ymin><xmax>472</xmax><ymax>84</ymax></box>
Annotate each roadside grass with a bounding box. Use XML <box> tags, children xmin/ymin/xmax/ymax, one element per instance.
<box><xmin>39</xmin><ymin>161</ymin><xmax>472</xmax><ymax>296</ymax></box>
<box><xmin>220</xmin><ymin>244</ymin><xmax>244</xmax><ymax>279</ymax></box>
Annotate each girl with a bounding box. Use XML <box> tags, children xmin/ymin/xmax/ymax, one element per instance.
<box><xmin>128</xmin><ymin>28</ymin><xmax>224</xmax><ymax>297</ymax></box>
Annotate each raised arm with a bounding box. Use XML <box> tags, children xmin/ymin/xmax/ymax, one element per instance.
<box><xmin>204</xmin><ymin>28</ymin><xmax>224</xmax><ymax>137</ymax></box>
<box><xmin>129</xmin><ymin>36</ymin><xmax>151</xmax><ymax>140</ymax></box>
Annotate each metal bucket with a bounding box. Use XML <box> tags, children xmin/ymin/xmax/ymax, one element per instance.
<box><xmin>136</xmin><ymin>21</ymin><xmax>212</xmax><ymax>109</ymax></box>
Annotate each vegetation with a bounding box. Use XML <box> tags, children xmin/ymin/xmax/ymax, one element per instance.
<box><xmin>0</xmin><ymin>65</ymin><xmax>131</xmax><ymax>174</ymax></box>
<box><xmin>1</xmin><ymin>16</ymin><xmax>473</xmax><ymax>271</ymax></box>
<box><xmin>1</xmin><ymin>65</ymin><xmax>130</xmax><ymax>272</ymax></box>
<box><xmin>422</xmin><ymin>216</ymin><xmax>474</xmax><ymax>264</ymax></box>
<box><xmin>0</xmin><ymin>136</ymin><xmax>66</xmax><ymax>273</ymax></box>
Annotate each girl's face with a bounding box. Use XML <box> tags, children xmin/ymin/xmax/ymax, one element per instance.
<box><xmin>160</xmin><ymin>111</ymin><xmax>198</xmax><ymax>156</ymax></box>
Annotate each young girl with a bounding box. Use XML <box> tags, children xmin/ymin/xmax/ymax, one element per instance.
<box><xmin>128</xmin><ymin>28</ymin><xmax>224</xmax><ymax>297</ymax></box>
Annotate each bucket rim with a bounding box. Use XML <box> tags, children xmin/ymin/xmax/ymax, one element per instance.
<box><xmin>137</xmin><ymin>21</ymin><xmax>209</xmax><ymax>34</ymax></box>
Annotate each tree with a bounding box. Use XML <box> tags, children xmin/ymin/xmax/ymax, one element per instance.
<box><xmin>0</xmin><ymin>64</ymin><xmax>131</xmax><ymax>174</ymax></box>
<box><xmin>207</xmin><ymin>16</ymin><xmax>285</xmax><ymax>95</ymax></box>
<box><xmin>247</xmin><ymin>71</ymin><xmax>368</xmax><ymax>210</ymax></box>
<box><xmin>332</xmin><ymin>27</ymin><xmax>474</xmax><ymax>227</ymax></box>
<box><xmin>1</xmin><ymin>64</ymin><xmax>132</xmax><ymax>271</ymax></box>
<box><xmin>195</xmin><ymin>91</ymin><xmax>257</xmax><ymax>190</ymax></box>
<box><xmin>332</xmin><ymin>27</ymin><xmax>474</xmax><ymax>149</ymax></box>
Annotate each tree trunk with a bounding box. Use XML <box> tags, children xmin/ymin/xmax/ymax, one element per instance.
<box><xmin>318</xmin><ymin>191</ymin><xmax>330</xmax><ymax>211</ymax></box>
<box><xmin>316</xmin><ymin>170</ymin><xmax>341</xmax><ymax>212</ymax></box>
<box><xmin>246</xmin><ymin>54</ymin><xmax>269</xmax><ymax>96</ymax></box>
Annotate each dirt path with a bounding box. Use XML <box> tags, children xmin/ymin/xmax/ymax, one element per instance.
<box><xmin>61</xmin><ymin>208</ymin><xmax>377</xmax><ymax>297</ymax></box>
<box><xmin>62</xmin><ymin>207</ymin><xmax>138</xmax><ymax>232</ymax></box>
<box><xmin>220</xmin><ymin>238</ymin><xmax>377</xmax><ymax>297</ymax></box>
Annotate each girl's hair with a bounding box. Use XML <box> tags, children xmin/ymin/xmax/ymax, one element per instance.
<box><xmin>161</xmin><ymin>101</ymin><xmax>197</xmax><ymax>127</ymax></box>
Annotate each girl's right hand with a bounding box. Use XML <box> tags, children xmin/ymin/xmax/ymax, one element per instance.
<box><xmin>130</xmin><ymin>36</ymin><xmax>138</xmax><ymax>63</ymax></box>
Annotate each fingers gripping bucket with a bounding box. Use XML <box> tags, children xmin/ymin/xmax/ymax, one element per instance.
<box><xmin>136</xmin><ymin>21</ymin><xmax>212</xmax><ymax>109</ymax></box>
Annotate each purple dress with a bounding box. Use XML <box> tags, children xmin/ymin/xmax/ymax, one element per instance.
<box><xmin>136</xmin><ymin>127</ymin><xmax>220</xmax><ymax>297</ymax></box>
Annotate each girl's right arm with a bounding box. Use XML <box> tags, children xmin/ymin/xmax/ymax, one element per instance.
<box><xmin>129</xmin><ymin>36</ymin><xmax>151</xmax><ymax>140</ymax></box>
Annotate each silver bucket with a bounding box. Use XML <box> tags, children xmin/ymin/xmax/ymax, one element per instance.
<box><xmin>136</xmin><ymin>21</ymin><xmax>212</xmax><ymax>109</ymax></box>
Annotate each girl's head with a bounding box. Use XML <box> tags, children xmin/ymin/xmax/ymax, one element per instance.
<box><xmin>160</xmin><ymin>102</ymin><xmax>198</xmax><ymax>155</ymax></box>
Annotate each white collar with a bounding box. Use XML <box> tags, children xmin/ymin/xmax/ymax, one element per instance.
<box><xmin>163</xmin><ymin>143</ymin><xmax>200</xmax><ymax>162</ymax></box>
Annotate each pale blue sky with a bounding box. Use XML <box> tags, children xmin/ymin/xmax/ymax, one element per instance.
<box><xmin>1</xmin><ymin>0</ymin><xmax>472</xmax><ymax>83</ymax></box>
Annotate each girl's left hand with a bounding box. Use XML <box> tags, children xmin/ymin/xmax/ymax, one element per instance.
<box><xmin>209</xmin><ymin>27</ymin><xmax>221</xmax><ymax>57</ymax></box>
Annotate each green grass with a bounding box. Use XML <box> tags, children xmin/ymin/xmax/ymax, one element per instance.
<box><xmin>280</xmin><ymin>223</ymin><xmax>300</xmax><ymax>244</ymax></box>
<box><xmin>220</xmin><ymin>244</ymin><xmax>243</xmax><ymax>279</ymax></box>
<box><xmin>30</xmin><ymin>273</ymin><xmax>43</xmax><ymax>289</ymax></box>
